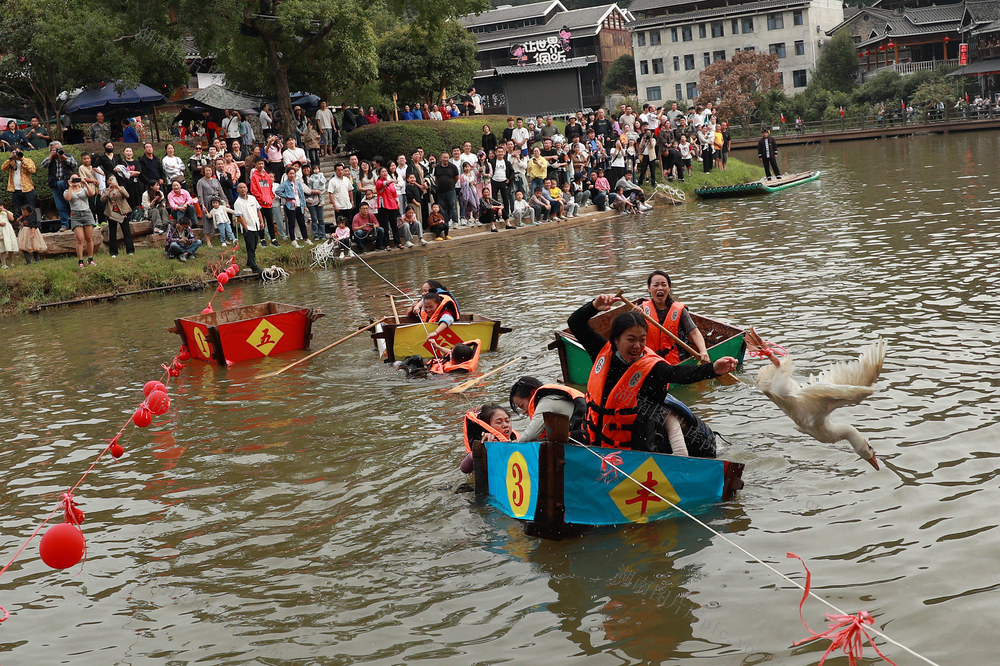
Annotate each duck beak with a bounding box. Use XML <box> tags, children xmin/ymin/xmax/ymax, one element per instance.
<box><xmin>867</xmin><ymin>455</ymin><xmax>880</xmax><ymax>471</ymax></box>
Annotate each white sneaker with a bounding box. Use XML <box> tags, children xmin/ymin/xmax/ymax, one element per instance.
<box><xmin>339</xmin><ymin>252</ymin><xmax>346</xmax><ymax>259</ymax></box>
<box><xmin>292</xmin><ymin>240</ymin><xmax>301</xmax><ymax>248</ymax></box>
<box><xmin>221</xmin><ymin>241</ymin><xmax>228</xmax><ymax>247</ymax></box>
<box><xmin>348</xmin><ymin>250</ymin><xmax>355</xmax><ymax>257</ymax></box>
<box><xmin>405</xmin><ymin>241</ymin><xmax>414</xmax><ymax>248</ymax></box>
<box><xmin>305</xmin><ymin>238</ymin><xmax>314</xmax><ymax>245</ymax></box>
<box><xmin>420</xmin><ymin>238</ymin><xmax>427</xmax><ymax>246</ymax></box>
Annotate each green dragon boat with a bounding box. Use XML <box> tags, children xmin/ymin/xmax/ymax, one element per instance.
<box><xmin>695</xmin><ymin>170</ymin><xmax>820</xmax><ymax>199</ymax></box>
<box><xmin>547</xmin><ymin>305</ymin><xmax>747</xmax><ymax>387</ymax></box>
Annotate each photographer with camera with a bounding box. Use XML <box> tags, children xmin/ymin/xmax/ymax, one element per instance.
<box><xmin>2</xmin><ymin>147</ymin><xmax>37</xmax><ymax>215</ymax></box>
<box><xmin>40</xmin><ymin>141</ymin><xmax>78</xmax><ymax>231</ymax></box>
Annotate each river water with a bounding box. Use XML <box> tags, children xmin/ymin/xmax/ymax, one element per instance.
<box><xmin>2</xmin><ymin>132</ymin><xmax>998</xmax><ymax>664</ymax></box>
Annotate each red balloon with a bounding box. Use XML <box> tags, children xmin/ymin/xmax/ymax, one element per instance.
<box><xmin>201</xmin><ymin>305</ymin><xmax>214</xmax><ymax>315</ymax></box>
<box><xmin>110</xmin><ymin>442</ymin><xmax>125</xmax><ymax>459</ymax></box>
<box><xmin>39</xmin><ymin>523</ymin><xmax>86</xmax><ymax>570</ymax></box>
<box><xmin>226</xmin><ymin>266</ymin><xmax>238</xmax><ymax>278</ymax></box>
<box><xmin>172</xmin><ymin>359</ymin><xmax>184</xmax><ymax>371</ymax></box>
<box><xmin>217</xmin><ymin>272</ymin><xmax>229</xmax><ymax>286</ymax></box>
<box><xmin>143</xmin><ymin>380</ymin><xmax>166</xmax><ymax>397</ymax></box>
<box><xmin>177</xmin><ymin>347</ymin><xmax>191</xmax><ymax>362</ymax></box>
<box><xmin>146</xmin><ymin>390</ymin><xmax>170</xmax><ymax>415</ymax></box>
<box><xmin>231</xmin><ymin>264</ymin><xmax>240</xmax><ymax>274</ymax></box>
<box><xmin>132</xmin><ymin>406</ymin><xmax>152</xmax><ymax>428</ymax></box>
<box><xmin>216</xmin><ymin>285</ymin><xmax>225</xmax><ymax>293</ymax></box>
<box><xmin>168</xmin><ymin>366</ymin><xmax>181</xmax><ymax>377</ymax></box>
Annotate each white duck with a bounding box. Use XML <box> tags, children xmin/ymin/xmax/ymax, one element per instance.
<box><xmin>745</xmin><ymin>328</ymin><xmax>886</xmax><ymax>470</ymax></box>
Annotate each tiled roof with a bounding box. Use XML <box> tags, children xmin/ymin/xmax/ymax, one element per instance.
<box><xmin>628</xmin><ymin>0</ymin><xmax>808</xmax><ymax>30</ymax></box>
<box><xmin>494</xmin><ymin>55</ymin><xmax>595</xmax><ymax>75</ymax></box>
<box><xmin>905</xmin><ymin>5</ymin><xmax>964</xmax><ymax>25</ymax></box>
<box><xmin>461</xmin><ymin>0</ymin><xmax>564</xmax><ymax>28</ymax></box>
<box><xmin>628</xmin><ymin>0</ymin><xmax>703</xmax><ymax>15</ymax></box>
<box><xmin>971</xmin><ymin>18</ymin><xmax>1000</xmax><ymax>36</ymax></box>
<box><xmin>474</xmin><ymin>4</ymin><xmax>626</xmax><ymax>45</ymax></box>
<box><xmin>966</xmin><ymin>0</ymin><xmax>1000</xmax><ymax>23</ymax></box>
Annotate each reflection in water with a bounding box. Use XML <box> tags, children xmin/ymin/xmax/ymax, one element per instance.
<box><xmin>0</xmin><ymin>133</ymin><xmax>996</xmax><ymax>663</ymax></box>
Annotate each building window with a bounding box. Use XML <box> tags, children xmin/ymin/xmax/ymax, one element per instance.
<box><xmin>741</xmin><ymin>17</ymin><xmax>754</xmax><ymax>33</ymax></box>
<box><xmin>744</xmin><ymin>46</ymin><xmax>755</xmax><ymax>52</ymax></box>
<box><xmin>673</xmin><ymin>55</ymin><xmax>680</xmax><ymax>71</ymax></box>
<box><xmin>793</xmin><ymin>69</ymin><xmax>807</xmax><ymax>87</ymax></box>
<box><xmin>650</xmin><ymin>30</ymin><xmax>661</xmax><ymax>45</ymax></box>
<box><xmin>713</xmin><ymin>49</ymin><xmax>726</xmax><ymax>61</ymax></box>
<box><xmin>686</xmin><ymin>82</ymin><xmax>698</xmax><ymax>99</ymax></box>
<box><xmin>769</xmin><ymin>42</ymin><xmax>786</xmax><ymax>58</ymax></box>
<box><xmin>652</xmin><ymin>58</ymin><xmax>664</xmax><ymax>74</ymax></box>
<box><xmin>712</xmin><ymin>21</ymin><xmax>724</xmax><ymax>38</ymax></box>
<box><xmin>640</xmin><ymin>60</ymin><xmax>649</xmax><ymax>75</ymax></box>
<box><xmin>699</xmin><ymin>24</ymin><xmax>707</xmax><ymax>39</ymax></box>
<box><xmin>647</xmin><ymin>86</ymin><xmax>662</xmax><ymax>101</ymax></box>
<box><xmin>671</xmin><ymin>27</ymin><xmax>678</xmax><ymax>42</ymax></box>
<box><xmin>637</xmin><ymin>32</ymin><xmax>646</xmax><ymax>47</ymax></box>
<box><xmin>682</xmin><ymin>26</ymin><xmax>692</xmax><ymax>41</ymax></box>
<box><xmin>767</xmin><ymin>13</ymin><xmax>784</xmax><ymax>30</ymax></box>
<box><xmin>675</xmin><ymin>83</ymin><xmax>683</xmax><ymax>99</ymax></box>
<box><xmin>777</xmin><ymin>72</ymin><xmax>784</xmax><ymax>86</ymax></box>
<box><xmin>793</xmin><ymin>9</ymin><xmax>803</xmax><ymax>26</ymax></box>
<box><xmin>684</xmin><ymin>54</ymin><xmax>695</xmax><ymax>70</ymax></box>
<box><xmin>731</xmin><ymin>19</ymin><xmax>739</xmax><ymax>35</ymax></box>
<box><xmin>794</xmin><ymin>40</ymin><xmax>805</xmax><ymax>56</ymax></box>
<box><xmin>734</xmin><ymin>47</ymin><xmax>741</xmax><ymax>52</ymax></box>
<box><xmin>704</xmin><ymin>52</ymin><xmax>711</xmax><ymax>66</ymax></box>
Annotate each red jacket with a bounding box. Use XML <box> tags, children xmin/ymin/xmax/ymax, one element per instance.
<box><xmin>249</xmin><ymin>169</ymin><xmax>275</xmax><ymax>207</ymax></box>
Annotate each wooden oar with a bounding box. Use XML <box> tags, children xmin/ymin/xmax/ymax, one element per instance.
<box><xmin>256</xmin><ymin>318</ymin><xmax>389</xmax><ymax>379</ymax></box>
<box><xmin>386</xmin><ymin>293</ymin><xmax>400</xmax><ymax>324</ymax></box>
<box><xmin>446</xmin><ymin>356</ymin><xmax>526</xmax><ymax>394</ymax></box>
<box><xmin>615</xmin><ymin>290</ymin><xmax>743</xmax><ymax>386</ymax></box>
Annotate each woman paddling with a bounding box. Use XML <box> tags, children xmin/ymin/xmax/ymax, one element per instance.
<box><xmin>568</xmin><ymin>294</ymin><xmax>737</xmax><ymax>457</ymax></box>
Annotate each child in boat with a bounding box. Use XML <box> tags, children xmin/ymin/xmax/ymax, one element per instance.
<box><xmin>508</xmin><ymin>376</ymin><xmax>586</xmax><ymax>442</ymax></box>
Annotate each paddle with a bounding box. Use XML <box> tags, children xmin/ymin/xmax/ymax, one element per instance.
<box><xmin>615</xmin><ymin>290</ymin><xmax>743</xmax><ymax>386</ymax></box>
<box><xmin>446</xmin><ymin>356</ymin><xmax>526</xmax><ymax>394</ymax></box>
<box><xmin>386</xmin><ymin>293</ymin><xmax>401</xmax><ymax>324</ymax></box>
<box><xmin>256</xmin><ymin>318</ymin><xmax>389</xmax><ymax>379</ymax></box>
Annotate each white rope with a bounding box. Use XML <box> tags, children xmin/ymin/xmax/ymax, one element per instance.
<box><xmin>260</xmin><ymin>265</ymin><xmax>288</xmax><ymax>282</ymax></box>
<box><xmin>573</xmin><ymin>439</ymin><xmax>941</xmax><ymax>666</ymax></box>
<box><xmin>310</xmin><ymin>239</ymin><xmax>343</xmax><ymax>269</ymax></box>
<box><xmin>656</xmin><ymin>182</ymin><xmax>687</xmax><ymax>201</ymax></box>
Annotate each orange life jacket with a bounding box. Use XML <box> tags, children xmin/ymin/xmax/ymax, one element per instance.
<box><xmin>428</xmin><ymin>339</ymin><xmax>481</xmax><ymax>374</ymax></box>
<box><xmin>584</xmin><ymin>342</ymin><xmax>664</xmax><ymax>449</ymax></box>
<box><xmin>462</xmin><ymin>409</ymin><xmax>519</xmax><ymax>453</ymax></box>
<box><xmin>527</xmin><ymin>384</ymin><xmax>587</xmax><ymax>440</ymax></box>
<box><xmin>419</xmin><ymin>293</ymin><xmax>459</xmax><ymax>323</ymax></box>
<box><xmin>638</xmin><ymin>298</ymin><xmax>685</xmax><ymax>364</ymax></box>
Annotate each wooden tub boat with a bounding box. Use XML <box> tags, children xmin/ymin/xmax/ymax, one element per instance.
<box><xmin>171</xmin><ymin>301</ymin><xmax>324</xmax><ymax>365</ymax></box>
<box><xmin>372</xmin><ymin>315</ymin><xmax>512</xmax><ymax>362</ymax></box>
<box><xmin>547</xmin><ymin>305</ymin><xmax>746</xmax><ymax>387</ymax></box>
<box><xmin>695</xmin><ymin>171</ymin><xmax>820</xmax><ymax>199</ymax></box>
<box><xmin>470</xmin><ymin>434</ymin><xmax>745</xmax><ymax>539</ymax></box>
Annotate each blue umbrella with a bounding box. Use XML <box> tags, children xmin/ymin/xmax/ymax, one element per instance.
<box><xmin>65</xmin><ymin>82</ymin><xmax>167</xmax><ymax>116</ymax></box>
<box><xmin>291</xmin><ymin>93</ymin><xmax>321</xmax><ymax>112</ymax></box>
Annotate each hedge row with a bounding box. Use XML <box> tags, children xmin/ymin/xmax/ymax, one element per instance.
<box><xmin>344</xmin><ymin>115</ymin><xmax>514</xmax><ymax>160</ymax></box>
<box><xmin>1</xmin><ymin>142</ymin><xmax>195</xmax><ymax>216</ymax></box>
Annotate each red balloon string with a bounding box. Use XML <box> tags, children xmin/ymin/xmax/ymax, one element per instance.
<box><xmin>788</xmin><ymin>553</ymin><xmax>897</xmax><ymax>666</ymax></box>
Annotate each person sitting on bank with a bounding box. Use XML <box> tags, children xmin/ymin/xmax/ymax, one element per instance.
<box><xmin>508</xmin><ymin>376</ymin><xmax>586</xmax><ymax>442</ymax></box>
<box><xmin>165</xmin><ymin>218</ymin><xmax>202</xmax><ymax>262</ymax></box>
<box><xmin>568</xmin><ymin>293</ymin><xmax>737</xmax><ymax>457</ymax></box>
<box><xmin>351</xmin><ymin>201</ymin><xmax>387</xmax><ymax>253</ymax></box>
<box><xmin>420</xmin><ymin>289</ymin><xmax>459</xmax><ymax>342</ymax></box>
<box><xmin>635</xmin><ymin>270</ymin><xmax>710</xmax><ymax>363</ymax></box>
<box><xmin>613</xmin><ymin>171</ymin><xmax>650</xmax><ymax>210</ymax></box>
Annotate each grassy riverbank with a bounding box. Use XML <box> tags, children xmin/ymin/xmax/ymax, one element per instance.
<box><xmin>0</xmin><ymin>244</ymin><xmax>310</xmax><ymax>316</ymax></box>
<box><xmin>648</xmin><ymin>158</ymin><xmax>766</xmax><ymax>198</ymax></box>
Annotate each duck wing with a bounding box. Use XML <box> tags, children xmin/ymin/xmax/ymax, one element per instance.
<box><xmin>792</xmin><ymin>382</ymin><xmax>876</xmax><ymax>429</ymax></box>
<box><xmin>806</xmin><ymin>339</ymin><xmax>886</xmax><ymax>389</ymax></box>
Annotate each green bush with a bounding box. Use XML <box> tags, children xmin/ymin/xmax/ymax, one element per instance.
<box><xmin>345</xmin><ymin>114</ymin><xmax>514</xmax><ymax>160</ymax></box>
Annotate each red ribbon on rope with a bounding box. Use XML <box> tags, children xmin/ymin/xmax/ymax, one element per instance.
<box><xmin>61</xmin><ymin>492</ymin><xmax>85</xmax><ymax>526</ymax></box>
<box><xmin>599</xmin><ymin>452</ymin><xmax>623</xmax><ymax>482</ymax></box>
<box><xmin>787</xmin><ymin>553</ymin><xmax>896</xmax><ymax>666</ymax></box>
<box><xmin>747</xmin><ymin>340</ymin><xmax>788</xmax><ymax>358</ymax></box>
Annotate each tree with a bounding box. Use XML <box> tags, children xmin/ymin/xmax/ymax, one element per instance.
<box><xmin>378</xmin><ymin>22</ymin><xmax>479</xmax><ymax>109</ymax></box>
<box><xmin>854</xmin><ymin>70</ymin><xmax>904</xmax><ymax>107</ymax></box>
<box><xmin>603</xmin><ymin>54</ymin><xmax>637</xmax><ymax>96</ymax></box>
<box><xmin>812</xmin><ymin>31</ymin><xmax>859</xmax><ymax>93</ymax></box>
<box><xmin>0</xmin><ymin>0</ymin><xmax>185</xmax><ymax>140</ymax></box>
<box><xmin>911</xmin><ymin>79</ymin><xmax>957</xmax><ymax>113</ymax></box>
<box><xmin>183</xmin><ymin>0</ymin><xmax>379</xmax><ymax>137</ymax></box>
<box><xmin>696</xmin><ymin>51</ymin><xmax>781</xmax><ymax>131</ymax></box>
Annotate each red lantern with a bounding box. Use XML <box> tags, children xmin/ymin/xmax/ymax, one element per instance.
<box><xmin>887</xmin><ymin>41</ymin><xmax>894</xmax><ymax>49</ymax></box>
<box><xmin>39</xmin><ymin>523</ymin><xmax>86</xmax><ymax>570</ymax></box>
<box><xmin>146</xmin><ymin>390</ymin><xmax>170</xmax><ymax>415</ymax></box>
<box><xmin>132</xmin><ymin>406</ymin><xmax>153</xmax><ymax>428</ymax></box>
<box><xmin>143</xmin><ymin>380</ymin><xmax>166</xmax><ymax>397</ymax></box>
<box><xmin>217</xmin><ymin>273</ymin><xmax>229</xmax><ymax>286</ymax></box>
<box><xmin>865</xmin><ymin>50</ymin><xmax>871</xmax><ymax>56</ymax></box>
<box><xmin>944</xmin><ymin>36</ymin><xmax>950</xmax><ymax>42</ymax></box>
<box><xmin>858</xmin><ymin>53</ymin><xmax>864</xmax><ymax>58</ymax></box>
<box><xmin>879</xmin><ymin>45</ymin><xmax>885</xmax><ymax>51</ymax></box>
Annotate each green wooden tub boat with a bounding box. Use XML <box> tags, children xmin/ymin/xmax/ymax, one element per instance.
<box><xmin>695</xmin><ymin>171</ymin><xmax>820</xmax><ymax>199</ymax></box>
<box><xmin>547</xmin><ymin>305</ymin><xmax>747</xmax><ymax>387</ymax></box>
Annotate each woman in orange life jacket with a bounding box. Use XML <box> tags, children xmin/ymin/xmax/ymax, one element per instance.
<box><xmin>459</xmin><ymin>403</ymin><xmax>515</xmax><ymax>473</ymax></box>
<box><xmin>419</xmin><ymin>289</ymin><xmax>460</xmax><ymax>342</ymax></box>
<box><xmin>405</xmin><ymin>279</ymin><xmax>462</xmax><ymax>318</ymax></box>
<box><xmin>568</xmin><ymin>293</ymin><xmax>738</xmax><ymax>456</ymax></box>
<box><xmin>636</xmin><ymin>270</ymin><xmax>710</xmax><ymax>364</ymax></box>
<box><xmin>508</xmin><ymin>376</ymin><xmax>587</xmax><ymax>442</ymax></box>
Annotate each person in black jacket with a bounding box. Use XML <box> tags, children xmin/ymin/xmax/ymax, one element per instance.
<box><xmin>137</xmin><ymin>142</ymin><xmax>165</xmax><ymax>188</ymax></box>
<box><xmin>757</xmin><ymin>128</ymin><xmax>781</xmax><ymax>180</ymax></box>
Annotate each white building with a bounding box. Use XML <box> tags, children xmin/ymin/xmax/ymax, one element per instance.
<box><xmin>628</xmin><ymin>0</ymin><xmax>844</xmax><ymax>105</ymax></box>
